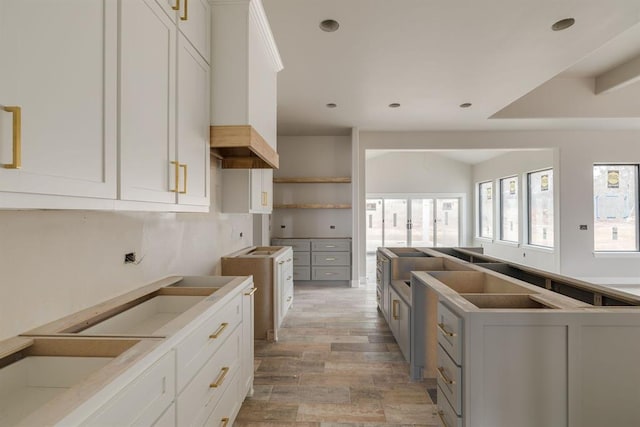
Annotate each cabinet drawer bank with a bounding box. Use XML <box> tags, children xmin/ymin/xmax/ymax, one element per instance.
<box><xmin>2</xmin><ymin>275</ymin><xmax>254</xmax><ymax>426</ymax></box>
<box><xmin>272</xmin><ymin>237</ymin><xmax>352</xmax><ymax>283</ymax></box>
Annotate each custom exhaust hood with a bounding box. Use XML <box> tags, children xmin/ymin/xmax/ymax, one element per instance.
<box><xmin>210</xmin><ymin>125</ymin><xmax>279</xmax><ymax>169</ymax></box>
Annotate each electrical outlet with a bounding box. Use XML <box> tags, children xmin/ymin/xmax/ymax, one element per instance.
<box><xmin>330</xmin><ymin>225</ymin><xmax>336</xmax><ymax>229</ymax></box>
<box><xmin>281</xmin><ymin>225</ymin><xmax>286</xmax><ymax>229</ymax></box>
<box><xmin>124</xmin><ymin>252</ymin><xmax>136</xmax><ymax>264</ymax></box>
<box><xmin>579</xmin><ymin>225</ymin><xmax>588</xmax><ymax>230</ymax></box>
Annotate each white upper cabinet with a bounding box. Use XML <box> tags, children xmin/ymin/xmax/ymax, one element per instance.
<box><xmin>119</xmin><ymin>0</ymin><xmax>177</xmax><ymax>205</ymax></box>
<box><xmin>156</xmin><ymin>0</ymin><xmax>211</xmax><ymax>63</ymax></box>
<box><xmin>211</xmin><ymin>0</ymin><xmax>282</xmax><ymax>149</ymax></box>
<box><xmin>0</xmin><ymin>0</ymin><xmax>117</xmax><ymax>207</ymax></box>
<box><xmin>176</xmin><ymin>35</ymin><xmax>210</xmax><ymax>207</ymax></box>
<box><xmin>119</xmin><ymin>0</ymin><xmax>210</xmax><ymax>211</ymax></box>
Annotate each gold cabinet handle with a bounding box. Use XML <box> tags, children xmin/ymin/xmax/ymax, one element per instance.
<box><xmin>209</xmin><ymin>366</ymin><xmax>229</xmax><ymax>388</ymax></box>
<box><xmin>221</xmin><ymin>418</ymin><xmax>229</xmax><ymax>427</ymax></box>
<box><xmin>437</xmin><ymin>367</ymin><xmax>455</xmax><ymax>385</ymax></box>
<box><xmin>286</xmin><ymin>258</ymin><xmax>292</xmax><ymax>262</ymax></box>
<box><xmin>287</xmin><ymin>276</ymin><xmax>292</xmax><ymax>280</ymax></box>
<box><xmin>287</xmin><ymin>296</ymin><xmax>292</xmax><ymax>302</ymax></box>
<box><xmin>392</xmin><ymin>299</ymin><xmax>399</xmax><ymax>320</ymax></box>
<box><xmin>261</xmin><ymin>191</ymin><xmax>268</xmax><ymax>206</ymax></box>
<box><xmin>437</xmin><ymin>410</ymin><xmax>451</xmax><ymax>427</ymax></box>
<box><xmin>2</xmin><ymin>106</ymin><xmax>21</xmax><ymax>169</ymax></box>
<box><xmin>209</xmin><ymin>322</ymin><xmax>229</xmax><ymax>339</ymax></box>
<box><xmin>325</xmin><ymin>257</ymin><xmax>336</xmax><ymax>261</ymax></box>
<box><xmin>279</xmin><ymin>260</ymin><xmax>285</xmax><ymax>265</ymax></box>
<box><xmin>244</xmin><ymin>287</ymin><xmax>257</xmax><ymax>296</ymax></box>
<box><xmin>180</xmin><ymin>0</ymin><xmax>188</xmax><ymax>20</ymax></box>
<box><xmin>179</xmin><ymin>163</ymin><xmax>187</xmax><ymax>194</ymax></box>
<box><xmin>170</xmin><ymin>161</ymin><xmax>180</xmax><ymax>192</ymax></box>
<box><xmin>172</xmin><ymin>0</ymin><xmax>180</xmax><ymax>10</ymax></box>
<box><xmin>437</xmin><ymin>322</ymin><xmax>456</xmax><ymax>337</ymax></box>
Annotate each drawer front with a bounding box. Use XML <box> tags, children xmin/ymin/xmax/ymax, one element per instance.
<box><xmin>311</xmin><ymin>239</ymin><xmax>350</xmax><ymax>252</ymax></box>
<box><xmin>272</xmin><ymin>239</ymin><xmax>311</xmax><ymax>252</ymax></box>
<box><xmin>437</xmin><ymin>302</ymin><xmax>463</xmax><ymax>365</ymax></box>
<box><xmin>83</xmin><ymin>351</ymin><xmax>175</xmax><ymax>426</ymax></box>
<box><xmin>437</xmin><ymin>344</ymin><xmax>462</xmax><ymax>415</ymax></box>
<box><xmin>293</xmin><ymin>266</ymin><xmax>311</xmax><ymax>281</ymax></box>
<box><xmin>293</xmin><ymin>251</ymin><xmax>310</xmax><ymax>266</ymax></box>
<box><xmin>203</xmin><ymin>369</ymin><xmax>243</xmax><ymax>426</ymax></box>
<box><xmin>312</xmin><ymin>251</ymin><xmax>350</xmax><ymax>266</ymax></box>
<box><xmin>437</xmin><ymin>385</ymin><xmax>463</xmax><ymax>427</ymax></box>
<box><xmin>312</xmin><ymin>266</ymin><xmax>350</xmax><ymax>281</ymax></box>
<box><xmin>176</xmin><ymin>293</ymin><xmax>242</xmax><ymax>391</ymax></box>
<box><xmin>177</xmin><ymin>325</ymin><xmax>242</xmax><ymax>427</ymax></box>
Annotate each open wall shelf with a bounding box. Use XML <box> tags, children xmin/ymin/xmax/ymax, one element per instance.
<box><xmin>273</xmin><ymin>177</ymin><xmax>351</xmax><ymax>184</ymax></box>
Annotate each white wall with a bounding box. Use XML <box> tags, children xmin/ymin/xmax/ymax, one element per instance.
<box><xmin>365</xmin><ymin>151</ymin><xmax>473</xmax><ymax>246</ymax></box>
<box><xmin>472</xmin><ymin>150</ymin><xmax>557</xmax><ymax>271</ymax></box>
<box><xmin>271</xmin><ymin>136</ymin><xmax>352</xmax><ymax>238</ymax></box>
<box><xmin>357</xmin><ymin>130</ymin><xmax>640</xmax><ymax>282</ymax></box>
<box><xmin>0</xmin><ymin>163</ymin><xmax>252</xmax><ymax>341</ymax></box>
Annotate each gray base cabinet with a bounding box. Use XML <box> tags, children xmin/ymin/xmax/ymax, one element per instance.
<box><xmin>272</xmin><ymin>238</ymin><xmax>351</xmax><ymax>282</ymax></box>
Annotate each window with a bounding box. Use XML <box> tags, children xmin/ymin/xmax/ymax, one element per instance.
<box><xmin>500</xmin><ymin>176</ymin><xmax>519</xmax><ymax>242</ymax></box>
<box><xmin>593</xmin><ymin>165</ymin><xmax>638</xmax><ymax>251</ymax></box>
<box><xmin>528</xmin><ymin>169</ymin><xmax>554</xmax><ymax>247</ymax></box>
<box><xmin>478</xmin><ymin>181</ymin><xmax>493</xmax><ymax>238</ymax></box>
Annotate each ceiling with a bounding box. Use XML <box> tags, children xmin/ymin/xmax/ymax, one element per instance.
<box><xmin>262</xmin><ymin>0</ymin><xmax>640</xmax><ymax>136</ymax></box>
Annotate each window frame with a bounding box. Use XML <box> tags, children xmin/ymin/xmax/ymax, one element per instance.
<box><xmin>527</xmin><ymin>168</ymin><xmax>554</xmax><ymax>248</ymax></box>
<box><xmin>478</xmin><ymin>181</ymin><xmax>494</xmax><ymax>239</ymax></box>
<box><xmin>593</xmin><ymin>163</ymin><xmax>640</xmax><ymax>253</ymax></box>
<box><xmin>499</xmin><ymin>175</ymin><xmax>519</xmax><ymax>243</ymax></box>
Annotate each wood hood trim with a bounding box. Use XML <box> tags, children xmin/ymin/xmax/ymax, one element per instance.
<box><xmin>210</xmin><ymin>125</ymin><xmax>279</xmax><ymax>169</ymax></box>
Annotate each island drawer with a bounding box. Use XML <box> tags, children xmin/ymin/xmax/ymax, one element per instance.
<box><xmin>272</xmin><ymin>239</ymin><xmax>311</xmax><ymax>252</ymax></box>
<box><xmin>437</xmin><ymin>302</ymin><xmax>463</xmax><ymax>365</ymax></box>
<box><xmin>175</xmin><ymin>293</ymin><xmax>242</xmax><ymax>391</ymax></box>
<box><xmin>293</xmin><ymin>251</ymin><xmax>310</xmax><ymax>266</ymax></box>
<box><xmin>82</xmin><ymin>350</ymin><xmax>175</xmax><ymax>426</ymax></box>
<box><xmin>312</xmin><ymin>266</ymin><xmax>350</xmax><ymax>281</ymax></box>
<box><xmin>437</xmin><ymin>385</ymin><xmax>463</xmax><ymax>427</ymax></box>
<box><xmin>311</xmin><ymin>239</ymin><xmax>350</xmax><ymax>252</ymax></box>
<box><xmin>177</xmin><ymin>326</ymin><xmax>241</xmax><ymax>426</ymax></box>
<box><xmin>437</xmin><ymin>344</ymin><xmax>462</xmax><ymax>416</ymax></box>
<box><xmin>312</xmin><ymin>251</ymin><xmax>350</xmax><ymax>266</ymax></box>
<box><xmin>293</xmin><ymin>266</ymin><xmax>311</xmax><ymax>281</ymax></box>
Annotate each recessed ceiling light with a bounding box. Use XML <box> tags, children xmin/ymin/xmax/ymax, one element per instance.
<box><xmin>551</xmin><ymin>18</ymin><xmax>575</xmax><ymax>31</ymax></box>
<box><xmin>459</xmin><ymin>103</ymin><xmax>472</xmax><ymax>108</ymax></box>
<box><xmin>388</xmin><ymin>103</ymin><xmax>401</xmax><ymax>108</ymax></box>
<box><xmin>319</xmin><ymin>19</ymin><xmax>340</xmax><ymax>32</ymax></box>
<box><xmin>326</xmin><ymin>103</ymin><xmax>337</xmax><ymax>108</ymax></box>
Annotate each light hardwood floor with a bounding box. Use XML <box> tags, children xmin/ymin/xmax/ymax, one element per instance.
<box><xmin>235</xmin><ymin>282</ymin><xmax>438</xmax><ymax>426</ymax></box>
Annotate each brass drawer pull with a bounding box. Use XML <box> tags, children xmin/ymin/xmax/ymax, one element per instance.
<box><xmin>209</xmin><ymin>366</ymin><xmax>229</xmax><ymax>388</ymax></box>
<box><xmin>437</xmin><ymin>410</ymin><xmax>451</xmax><ymax>427</ymax></box>
<box><xmin>325</xmin><ymin>245</ymin><xmax>336</xmax><ymax>248</ymax></box>
<box><xmin>172</xmin><ymin>0</ymin><xmax>180</xmax><ymax>10</ymax></box>
<box><xmin>287</xmin><ymin>296</ymin><xmax>292</xmax><ymax>302</ymax></box>
<box><xmin>437</xmin><ymin>367</ymin><xmax>455</xmax><ymax>385</ymax></box>
<box><xmin>2</xmin><ymin>106</ymin><xmax>21</xmax><ymax>169</ymax></box>
<box><xmin>180</xmin><ymin>0</ymin><xmax>188</xmax><ymax>20</ymax></box>
<box><xmin>279</xmin><ymin>260</ymin><xmax>285</xmax><ymax>265</ymax></box>
<box><xmin>179</xmin><ymin>163</ymin><xmax>187</xmax><ymax>194</ymax></box>
<box><xmin>209</xmin><ymin>322</ymin><xmax>229</xmax><ymax>339</ymax></box>
<box><xmin>221</xmin><ymin>418</ymin><xmax>229</xmax><ymax>427</ymax></box>
<box><xmin>244</xmin><ymin>287</ymin><xmax>257</xmax><ymax>296</ymax></box>
<box><xmin>437</xmin><ymin>322</ymin><xmax>456</xmax><ymax>337</ymax></box>
<box><xmin>325</xmin><ymin>257</ymin><xmax>336</xmax><ymax>261</ymax></box>
<box><xmin>392</xmin><ymin>299</ymin><xmax>399</xmax><ymax>320</ymax></box>
<box><xmin>170</xmin><ymin>161</ymin><xmax>180</xmax><ymax>192</ymax></box>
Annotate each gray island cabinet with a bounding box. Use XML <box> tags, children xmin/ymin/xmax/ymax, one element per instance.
<box><xmin>412</xmin><ymin>270</ymin><xmax>640</xmax><ymax>427</ymax></box>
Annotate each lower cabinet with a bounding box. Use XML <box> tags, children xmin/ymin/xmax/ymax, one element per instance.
<box><xmin>388</xmin><ymin>286</ymin><xmax>410</xmax><ymax>361</ymax></box>
<box><xmin>81</xmin><ymin>350</ymin><xmax>176</xmax><ymax>426</ymax></box>
<box><xmin>272</xmin><ymin>238</ymin><xmax>352</xmax><ymax>283</ymax></box>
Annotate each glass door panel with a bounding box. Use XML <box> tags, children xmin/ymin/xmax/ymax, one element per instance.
<box><xmin>384</xmin><ymin>199</ymin><xmax>408</xmax><ymax>247</ymax></box>
<box><xmin>436</xmin><ymin>199</ymin><xmax>460</xmax><ymax>247</ymax></box>
<box><xmin>366</xmin><ymin>198</ymin><xmax>383</xmax><ymax>253</ymax></box>
<box><xmin>410</xmin><ymin>199</ymin><xmax>434</xmax><ymax>247</ymax></box>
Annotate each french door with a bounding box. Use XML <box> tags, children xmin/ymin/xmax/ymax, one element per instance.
<box><xmin>366</xmin><ymin>196</ymin><xmax>461</xmax><ymax>252</ymax></box>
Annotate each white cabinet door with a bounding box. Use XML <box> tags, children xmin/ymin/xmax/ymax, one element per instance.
<box><xmin>0</xmin><ymin>0</ymin><xmax>117</xmax><ymax>200</ymax></box>
<box><xmin>249</xmin><ymin>169</ymin><xmax>272</xmax><ymax>213</ymax></box>
<box><xmin>120</xmin><ymin>0</ymin><xmax>177</xmax><ymax>204</ymax></box>
<box><xmin>178</xmin><ymin>0</ymin><xmax>210</xmax><ymax>63</ymax></box>
<box><xmin>176</xmin><ymin>35</ymin><xmax>210</xmax><ymax>206</ymax></box>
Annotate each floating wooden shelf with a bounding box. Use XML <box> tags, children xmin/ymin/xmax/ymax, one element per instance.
<box><xmin>273</xmin><ymin>177</ymin><xmax>351</xmax><ymax>184</ymax></box>
<box><xmin>274</xmin><ymin>204</ymin><xmax>352</xmax><ymax>209</ymax></box>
